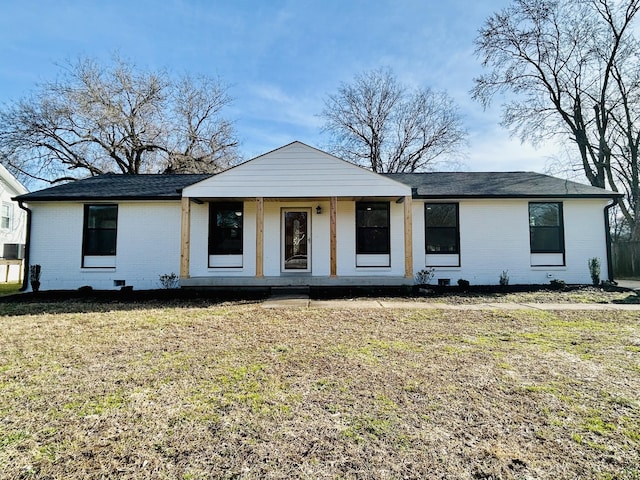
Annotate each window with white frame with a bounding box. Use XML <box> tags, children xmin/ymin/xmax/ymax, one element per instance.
<box><xmin>208</xmin><ymin>202</ymin><xmax>244</xmax><ymax>268</ymax></box>
<box><xmin>425</xmin><ymin>203</ymin><xmax>459</xmax><ymax>253</ymax></box>
<box><xmin>356</xmin><ymin>202</ymin><xmax>390</xmax><ymax>255</ymax></box>
<box><xmin>1</xmin><ymin>203</ymin><xmax>13</xmax><ymax>230</ymax></box>
<box><xmin>529</xmin><ymin>202</ymin><xmax>564</xmax><ymax>253</ymax></box>
<box><xmin>529</xmin><ymin>202</ymin><xmax>565</xmax><ymax>266</ymax></box>
<box><xmin>82</xmin><ymin>205</ymin><xmax>118</xmax><ymax>256</ymax></box>
<box><xmin>209</xmin><ymin>202</ymin><xmax>244</xmax><ymax>255</ymax></box>
<box><xmin>355</xmin><ymin>201</ymin><xmax>391</xmax><ymax>267</ymax></box>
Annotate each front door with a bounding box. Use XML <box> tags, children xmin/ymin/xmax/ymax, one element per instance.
<box><xmin>282</xmin><ymin>209</ymin><xmax>310</xmax><ymax>272</ymax></box>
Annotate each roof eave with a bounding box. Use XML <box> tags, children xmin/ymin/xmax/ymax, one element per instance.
<box><xmin>14</xmin><ymin>195</ymin><xmax>183</xmax><ymax>202</ymax></box>
<box><xmin>413</xmin><ymin>193</ymin><xmax>623</xmax><ymax>199</ymax></box>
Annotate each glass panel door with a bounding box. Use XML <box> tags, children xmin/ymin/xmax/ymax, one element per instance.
<box><xmin>282</xmin><ymin>209</ymin><xmax>310</xmax><ymax>271</ymax></box>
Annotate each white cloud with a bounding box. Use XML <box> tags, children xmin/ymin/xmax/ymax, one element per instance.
<box><xmin>465</xmin><ymin>130</ymin><xmax>558</xmax><ymax>173</ymax></box>
<box><xmin>242</xmin><ymin>82</ymin><xmax>324</xmax><ymax>129</ymax></box>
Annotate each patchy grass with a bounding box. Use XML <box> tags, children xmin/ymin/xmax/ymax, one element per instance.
<box><xmin>0</xmin><ymin>282</ymin><xmax>21</xmax><ymax>297</ymax></box>
<box><xmin>0</xmin><ymin>301</ymin><xmax>638</xmax><ymax>479</ymax></box>
<box><xmin>408</xmin><ymin>286</ymin><xmax>640</xmax><ymax>304</ymax></box>
<box><xmin>313</xmin><ymin>284</ymin><xmax>640</xmax><ymax>304</ymax></box>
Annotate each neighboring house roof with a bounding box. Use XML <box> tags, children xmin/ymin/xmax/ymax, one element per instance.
<box><xmin>0</xmin><ymin>164</ymin><xmax>28</xmax><ymax>196</ymax></box>
<box><xmin>385</xmin><ymin>172</ymin><xmax>623</xmax><ymax>199</ymax></box>
<box><xmin>14</xmin><ymin>174</ymin><xmax>211</xmax><ymax>202</ymax></box>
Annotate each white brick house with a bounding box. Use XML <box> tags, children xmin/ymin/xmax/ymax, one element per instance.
<box><xmin>15</xmin><ymin>142</ymin><xmax>621</xmax><ymax>291</ymax></box>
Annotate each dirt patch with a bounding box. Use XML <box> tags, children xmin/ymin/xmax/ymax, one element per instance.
<box><xmin>0</xmin><ymin>303</ymin><xmax>638</xmax><ymax>478</ymax></box>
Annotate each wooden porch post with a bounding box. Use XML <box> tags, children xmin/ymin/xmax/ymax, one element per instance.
<box><xmin>180</xmin><ymin>197</ymin><xmax>191</xmax><ymax>279</ymax></box>
<box><xmin>256</xmin><ymin>197</ymin><xmax>264</xmax><ymax>278</ymax></box>
<box><xmin>404</xmin><ymin>195</ymin><xmax>413</xmax><ymax>279</ymax></box>
<box><xmin>330</xmin><ymin>196</ymin><xmax>337</xmax><ymax>277</ymax></box>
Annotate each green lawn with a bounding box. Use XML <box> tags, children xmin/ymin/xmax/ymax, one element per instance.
<box><xmin>0</xmin><ymin>301</ymin><xmax>638</xmax><ymax>479</ymax></box>
<box><xmin>0</xmin><ymin>282</ymin><xmax>21</xmax><ymax>296</ymax></box>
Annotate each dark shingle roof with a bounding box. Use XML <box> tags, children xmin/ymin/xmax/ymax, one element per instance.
<box><xmin>384</xmin><ymin>172</ymin><xmax>622</xmax><ymax>199</ymax></box>
<box><xmin>15</xmin><ymin>174</ymin><xmax>212</xmax><ymax>201</ymax></box>
<box><xmin>15</xmin><ymin>171</ymin><xmax>620</xmax><ymax>202</ymax></box>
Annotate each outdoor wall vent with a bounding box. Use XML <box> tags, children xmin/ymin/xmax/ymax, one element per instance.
<box><xmin>113</xmin><ymin>280</ymin><xmax>126</xmax><ymax>287</ymax></box>
<box><xmin>438</xmin><ymin>278</ymin><xmax>450</xmax><ymax>286</ymax></box>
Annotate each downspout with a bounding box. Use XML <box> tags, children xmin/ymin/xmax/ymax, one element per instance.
<box><xmin>604</xmin><ymin>198</ymin><xmax>619</xmax><ymax>283</ymax></box>
<box><xmin>17</xmin><ymin>200</ymin><xmax>31</xmax><ymax>291</ymax></box>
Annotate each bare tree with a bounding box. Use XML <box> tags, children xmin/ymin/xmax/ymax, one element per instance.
<box><xmin>0</xmin><ymin>56</ymin><xmax>239</xmax><ymax>183</ymax></box>
<box><xmin>473</xmin><ymin>0</ymin><xmax>640</xmax><ymax>239</ymax></box>
<box><xmin>321</xmin><ymin>68</ymin><xmax>467</xmax><ymax>173</ymax></box>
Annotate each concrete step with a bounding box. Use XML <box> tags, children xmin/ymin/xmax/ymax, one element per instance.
<box><xmin>270</xmin><ymin>286</ymin><xmax>310</xmax><ymax>297</ymax></box>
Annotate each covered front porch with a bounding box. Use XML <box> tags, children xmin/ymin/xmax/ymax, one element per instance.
<box><xmin>179</xmin><ymin>141</ymin><xmax>415</xmax><ymax>286</ymax></box>
<box><xmin>179</xmin><ymin>194</ymin><xmax>415</xmax><ymax>283</ymax></box>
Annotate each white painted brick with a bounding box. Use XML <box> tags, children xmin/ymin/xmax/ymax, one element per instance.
<box><xmin>29</xmin><ymin>201</ymin><xmax>181</xmax><ymax>291</ymax></box>
<box><xmin>28</xmin><ymin>197</ymin><xmax>612</xmax><ymax>290</ymax></box>
<box><xmin>412</xmin><ymin>198</ymin><xmax>610</xmax><ymax>285</ymax></box>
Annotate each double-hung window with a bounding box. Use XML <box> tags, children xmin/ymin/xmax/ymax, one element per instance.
<box><xmin>209</xmin><ymin>202</ymin><xmax>243</xmax><ymax>267</ymax></box>
<box><xmin>425</xmin><ymin>203</ymin><xmax>460</xmax><ymax>267</ymax></box>
<box><xmin>1</xmin><ymin>203</ymin><xmax>12</xmax><ymax>230</ymax></box>
<box><xmin>529</xmin><ymin>202</ymin><xmax>565</xmax><ymax>265</ymax></box>
<box><xmin>356</xmin><ymin>202</ymin><xmax>390</xmax><ymax>267</ymax></box>
<box><xmin>425</xmin><ymin>203</ymin><xmax>459</xmax><ymax>253</ymax></box>
<box><xmin>82</xmin><ymin>204</ymin><xmax>118</xmax><ymax>267</ymax></box>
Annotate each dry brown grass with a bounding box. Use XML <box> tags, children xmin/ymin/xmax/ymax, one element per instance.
<box><xmin>0</xmin><ymin>301</ymin><xmax>639</xmax><ymax>479</ymax></box>
<box><xmin>407</xmin><ymin>286</ymin><xmax>640</xmax><ymax>304</ymax></box>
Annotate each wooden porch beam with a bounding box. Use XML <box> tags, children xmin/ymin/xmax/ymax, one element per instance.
<box><xmin>180</xmin><ymin>197</ymin><xmax>191</xmax><ymax>279</ymax></box>
<box><xmin>404</xmin><ymin>195</ymin><xmax>413</xmax><ymax>279</ymax></box>
<box><xmin>330</xmin><ymin>196</ymin><xmax>337</xmax><ymax>277</ymax></box>
<box><xmin>256</xmin><ymin>197</ymin><xmax>264</xmax><ymax>278</ymax></box>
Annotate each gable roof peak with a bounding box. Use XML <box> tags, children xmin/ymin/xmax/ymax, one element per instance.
<box><xmin>183</xmin><ymin>141</ymin><xmax>411</xmax><ymax>198</ymax></box>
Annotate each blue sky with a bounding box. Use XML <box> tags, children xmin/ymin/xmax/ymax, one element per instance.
<box><xmin>0</xmin><ymin>0</ymin><xmax>562</xmax><ymax>173</ymax></box>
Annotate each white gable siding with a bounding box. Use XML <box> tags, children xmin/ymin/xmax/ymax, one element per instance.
<box><xmin>412</xmin><ymin>198</ymin><xmax>610</xmax><ymax>285</ymax></box>
<box><xmin>183</xmin><ymin>142</ymin><xmax>410</xmax><ymax>198</ymax></box>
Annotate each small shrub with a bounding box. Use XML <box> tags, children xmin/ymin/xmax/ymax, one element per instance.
<box><xmin>499</xmin><ymin>270</ymin><xmax>509</xmax><ymax>286</ymax></box>
<box><xmin>159</xmin><ymin>272</ymin><xmax>180</xmax><ymax>289</ymax></box>
<box><xmin>29</xmin><ymin>264</ymin><xmax>42</xmax><ymax>292</ymax></box>
<box><xmin>414</xmin><ymin>268</ymin><xmax>435</xmax><ymax>285</ymax></box>
<box><xmin>78</xmin><ymin>285</ymin><xmax>93</xmax><ymax>293</ymax></box>
<box><xmin>549</xmin><ymin>279</ymin><xmax>566</xmax><ymax>290</ymax></box>
<box><xmin>457</xmin><ymin>279</ymin><xmax>470</xmax><ymax>289</ymax></box>
<box><xmin>588</xmin><ymin>257</ymin><xmax>601</xmax><ymax>286</ymax></box>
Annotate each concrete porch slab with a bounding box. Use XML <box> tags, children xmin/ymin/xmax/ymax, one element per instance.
<box><xmin>181</xmin><ymin>276</ymin><xmax>412</xmax><ymax>288</ymax></box>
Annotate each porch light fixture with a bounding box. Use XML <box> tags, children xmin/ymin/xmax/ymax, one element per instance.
<box><xmin>316</xmin><ymin>205</ymin><xmax>322</xmax><ymax>214</ymax></box>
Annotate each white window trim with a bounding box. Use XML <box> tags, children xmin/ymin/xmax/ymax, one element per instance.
<box><xmin>1</xmin><ymin>202</ymin><xmax>13</xmax><ymax>230</ymax></box>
